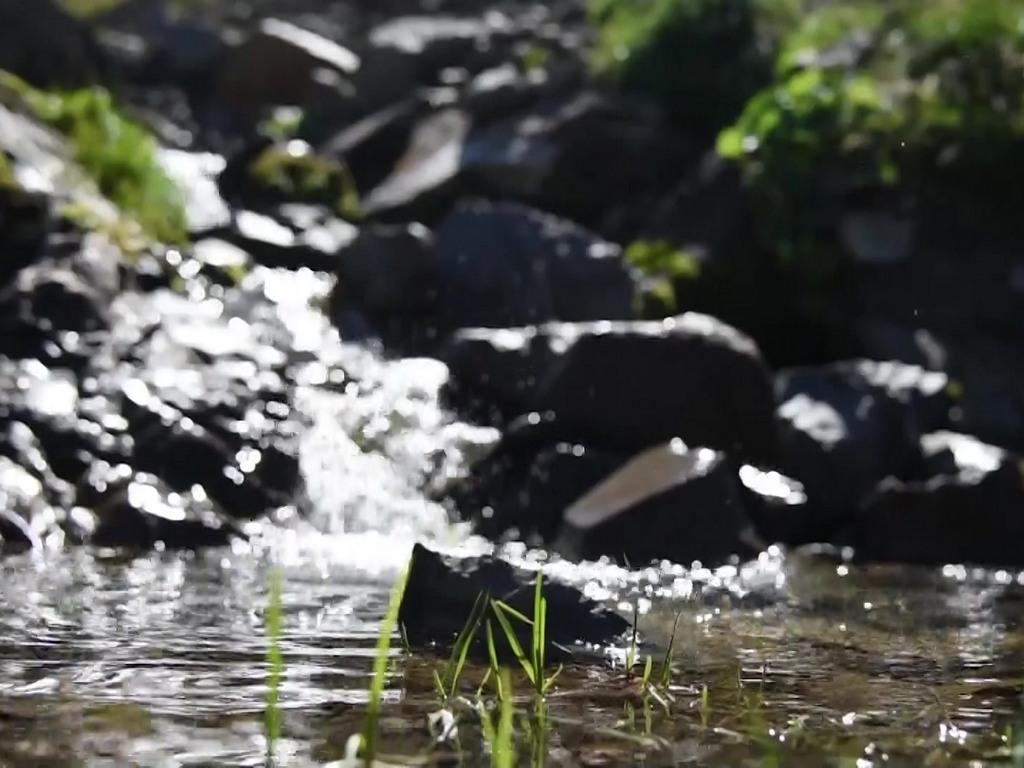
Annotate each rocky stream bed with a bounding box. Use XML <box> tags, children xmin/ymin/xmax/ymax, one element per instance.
<box><xmin>1</xmin><ymin>0</ymin><xmax>1024</xmax><ymax>765</ymax></box>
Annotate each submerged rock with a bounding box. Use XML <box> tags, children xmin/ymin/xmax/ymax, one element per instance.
<box><xmin>399</xmin><ymin>543</ymin><xmax>629</xmax><ymax>656</ymax></box>
<box><xmin>854</xmin><ymin>461</ymin><xmax>1024</xmax><ymax>567</ymax></box>
<box><xmin>554</xmin><ymin>440</ymin><xmax>755</xmax><ymax>567</ymax></box>
<box><xmin>0</xmin><ymin>456</ymin><xmax>47</xmax><ymax>550</ymax></box>
<box><xmin>82</xmin><ymin>469</ymin><xmax>241</xmax><ymax>550</ymax></box>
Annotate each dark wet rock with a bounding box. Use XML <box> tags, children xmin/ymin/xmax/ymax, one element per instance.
<box><xmin>0</xmin><ymin>0</ymin><xmax>100</xmax><ymax>88</ymax></box>
<box><xmin>220</xmin><ymin>141</ymin><xmax>359</xmax><ymax>214</ymax></box>
<box><xmin>0</xmin><ymin>456</ymin><xmax>47</xmax><ymax>549</ymax></box>
<box><xmin>222</xmin><ymin>210</ymin><xmax>352</xmax><ymax>272</ymax></box>
<box><xmin>738</xmin><ymin>464</ymin><xmax>823</xmax><ymax>547</ymax></box>
<box><xmin>130</xmin><ymin>405</ymin><xmax>287</xmax><ymax>520</ymax></box>
<box><xmin>328</xmin><ymin>222</ymin><xmax>440</xmax><ymax>350</ymax></box>
<box><xmin>638</xmin><ymin>155</ymin><xmax>824</xmax><ymax>364</ymax></box>
<box><xmin>776</xmin><ymin>360</ymin><xmax>952</xmax><ymax>519</ymax></box>
<box><xmin>368</xmin><ymin>15</ymin><xmax>499</xmax><ymax>78</ymax></box>
<box><xmin>854</xmin><ymin>462</ymin><xmax>1024</xmax><ymax>567</ymax></box>
<box><xmin>399</xmin><ymin>542</ymin><xmax>629</xmax><ymax>655</ymax></box>
<box><xmin>215</xmin><ymin>18</ymin><xmax>359</xmax><ymax>118</ymax></box>
<box><xmin>0</xmin><ymin>262</ymin><xmax>108</xmax><ymax>334</ymax></box>
<box><xmin>0</xmin><ymin>509</ymin><xmax>38</xmax><ymax>550</ymax></box>
<box><xmin>446</xmin><ymin>313</ymin><xmax>776</xmax><ymax>461</ymax></box>
<box><xmin>83</xmin><ymin>469</ymin><xmax>241</xmax><ymax>550</ymax></box>
<box><xmin>331</xmin><ymin>201</ymin><xmax>636</xmax><ymax>352</ymax></box>
<box><xmin>452</xmin><ymin>440</ymin><xmax>626</xmax><ymax>543</ymax></box>
<box><xmin>554</xmin><ymin>440</ymin><xmax>756</xmax><ymax>567</ymax></box>
<box><xmin>0</xmin><ymin>360</ymin><xmax>124</xmax><ymax>484</ymax></box>
<box><xmin>92</xmin><ymin>0</ymin><xmax>226</xmax><ymax>94</ymax></box>
<box><xmin>333</xmin><ymin>223</ymin><xmax>437</xmax><ymax>313</ymax></box>
<box><xmin>361</xmin><ymin>108</ymin><xmax>473</xmax><ymax>223</ymax></box>
<box><xmin>918</xmin><ymin>431</ymin><xmax>1011</xmax><ymax>479</ymax></box>
<box><xmin>461</xmin><ymin>90</ymin><xmax>679</xmax><ymax>230</ymax></box>
<box><xmin>0</xmin><ymin>421</ymin><xmax>75</xmax><ymax>508</ymax></box>
<box><xmin>358</xmin><ymin>90</ymin><xmax>676</xmax><ymax>229</ymax></box>
<box><xmin>462</xmin><ymin>64</ymin><xmax>546</xmax><ymax>119</ymax></box>
<box><xmin>434</xmin><ymin>200</ymin><xmax>635</xmax><ymax>329</ymax></box>
<box><xmin>0</xmin><ymin>183</ymin><xmax>51</xmax><ymax>286</ymax></box>
<box><xmin>858</xmin><ymin>322</ymin><xmax>1024</xmax><ymax>453</ymax></box>
<box><xmin>317</xmin><ymin>97</ymin><xmax>427</xmax><ymax>194</ymax></box>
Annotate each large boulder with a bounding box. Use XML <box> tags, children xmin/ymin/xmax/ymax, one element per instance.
<box><xmin>0</xmin><ymin>183</ymin><xmax>51</xmax><ymax>287</ymax></box>
<box><xmin>554</xmin><ymin>440</ymin><xmax>756</xmax><ymax>567</ymax></box>
<box><xmin>461</xmin><ymin>90</ymin><xmax>679</xmax><ymax>231</ymax></box>
<box><xmin>399</xmin><ymin>543</ymin><xmax>630</xmax><ymax>656</ymax></box>
<box><xmin>358</xmin><ymin>91</ymin><xmax>678</xmax><ymax>231</ymax></box>
<box><xmin>329</xmin><ymin>201</ymin><xmax>636</xmax><ymax>352</ymax></box>
<box><xmin>434</xmin><ymin>200</ymin><xmax>635</xmax><ymax>329</ymax></box>
<box><xmin>775</xmin><ymin>360</ymin><xmax>952</xmax><ymax>519</ymax></box>
<box><xmin>445</xmin><ymin>313</ymin><xmax>777</xmax><ymax>462</ymax></box>
<box><xmin>214</xmin><ymin>18</ymin><xmax>360</xmax><ymax>119</ymax></box>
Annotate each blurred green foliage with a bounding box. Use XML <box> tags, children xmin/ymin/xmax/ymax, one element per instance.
<box><xmin>1</xmin><ymin>72</ymin><xmax>187</xmax><ymax>244</ymax></box>
<box><xmin>587</xmin><ymin>0</ymin><xmax>776</xmax><ymax>139</ymax></box>
<box><xmin>625</xmin><ymin>239</ymin><xmax>701</xmax><ymax>316</ymax></box>
<box><xmin>718</xmin><ymin>0</ymin><xmax>1024</xmax><ymax>260</ymax></box>
<box><xmin>0</xmin><ymin>153</ymin><xmax>16</xmax><ymax>190</ymax></box>
<box><xmin>248</xmin><ymin>143</ymin><xmax>360</xmax><ymax>220</ymax></box>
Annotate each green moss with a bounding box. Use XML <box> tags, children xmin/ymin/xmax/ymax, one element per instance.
<box><xmin>719</xmin><ymin>0</ymin><xmax>1024</xmax><ymax>264</ymax></box>
<box><xmin>1</xmin><ymin>72</ymin><xmax>187</xmax><ymax>244</ymax></box>
<box><xmin>248</xmin><ymin>142</ymin><xmax>360</xmax><ymax>220</ymax></box>
<box><xmin>626</xmin><ymin>240</ymin><xmax>702</xmax><ymax>316</ymax></box>
<box><xmin>0</xmin><ymin>152</ymin><xmax>16</xmax><ymax>190</ymax></box>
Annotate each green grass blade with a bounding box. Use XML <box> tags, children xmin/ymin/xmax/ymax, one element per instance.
<box><xmin>492</xmin><ymin>599</ymin><xmax>533</xmax><ymax>626</ymax></box>
<box><xmin>446</xmin><ymin>591</ymin><xmax>487</xmax><ymax>699</ymax></box>
<box><xmin>362</xmin><ymin>567</ymin><xmax>409</xmax><ymax>765</ymax></box>
<box><xmin>533</xmin><ymin>575</ymin><xmax>544</xmax><ymax>679</ymax></box>
<box><xmin>485</xmin><ymin>620</ymin><xmax>506</xmax><ymax>701</ymax></box>
<box><xmin>641</xmin><ymin>655</ymin><xmax>653</xmax><ymax>690</ymax></box>
<box><xmin>659</xmin><ymin>611</ymin><xmax>682</xmax><ymax>689</ymax></box>
<box><xmin>493</xmin><ymin>670</ymin><xmax>516</xmax><ymax>768</ymax></box>
<box><xmin>542</xmin><ymin>664</ymin><xmax>563</xmax><ymax>695</ymax></box>
<box><xmin>492</xmin><ymin>601</ymin><xmax>536</xmax><ymax>687</ymax></box>
<box><xmin>264</xmin><ymin>567</ymin><xmax>284</xmax><ymax>760</ymax></box>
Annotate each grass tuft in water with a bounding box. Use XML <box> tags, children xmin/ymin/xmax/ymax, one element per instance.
<box><xmin>432</xmin><ymin>591</ymin><xmax>488</xmax><ymax>704</ymax></box>
<box><xmin>361</xmin><ymin>567</ymin><xmax>409</xmax><ymax>766</ymax></box>
<box><xmin>491</xmin><ymin>572</ymin><xmax>561</xmax><ymax>698</ymax></box>
<box><xmin>264</xmin><ymin>567</ymin><xmax>284</xmax><ymax>762</ymax></box>
<box><xmin>479</xmin><ymin>669</ymin><xmax>516</xmax><ymax>768</ymax></box>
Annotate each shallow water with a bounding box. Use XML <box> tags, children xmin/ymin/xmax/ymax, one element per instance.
<box><xmin>2</xmin><ymin>537</ymin><xmax>1023</xmax><ymax>767</ymax></box>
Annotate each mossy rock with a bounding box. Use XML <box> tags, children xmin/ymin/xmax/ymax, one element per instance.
<box><xmin>246</xmin><ymin>142</ymin><xmax>360</xmax><ymax>219</ymax></box>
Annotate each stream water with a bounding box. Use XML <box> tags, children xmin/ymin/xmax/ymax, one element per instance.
<box><xmin>1</xmin><ymin>268</ymin><xmax>1023</xmax><ymax>765</ymax></box>
<box><xmin>0</xmin><ymin>144</ymin><xmax>1021</xmax><ymax>764</ymax></box>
